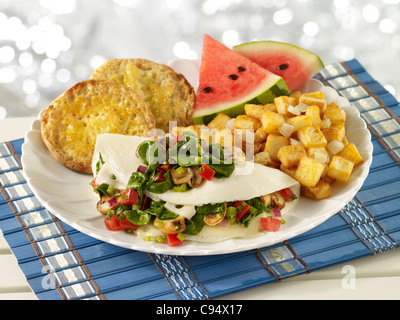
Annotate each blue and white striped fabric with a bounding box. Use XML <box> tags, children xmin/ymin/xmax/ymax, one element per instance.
<box><xmin>0</xmin><ymin>59</ymin><xmax>399</xmax><ymax>300</ymax></box>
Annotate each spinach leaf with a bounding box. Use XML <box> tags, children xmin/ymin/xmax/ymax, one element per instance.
<box><xmin>196</xmin><ymin>203</ymin><xmax>225</xmax><ymax>215</ymax></box>
<box><xmin>127</xmin><ymin>172</ymin><xmax>147</xmax><ymax>190</ymax></box>
<box><xmin>240</xmin><ymin>198</ymin><xmax>271</xmax><ymax>228</ymax></box>
<box><xmin>136</xmin><ymin>140</ymin><xmax>166</xmax><ymax>166</ymax></box>
<box><xmin>124</xmin><ymin>210</ymin><xmax>152</xmax><ymax>225</ymax></box>
<box><xmin>95</xmin><ymin>153</ymin><xmax>105</xmax><ymax>175</ymax></box>
<box><xmin>184</xmin><ymin>214</ymin><xmax>205</xmax><ymax>235</ymax></box>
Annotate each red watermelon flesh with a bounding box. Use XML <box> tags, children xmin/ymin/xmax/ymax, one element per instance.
<box><xmin>233</xmin><ymin>41</ymin><xmax>324</xmax><ymax>92</ymax></box>
<box><xmin>193</xmin><ymin>35</ymin><xmax>290</xmax><ymax>124</ymax></box>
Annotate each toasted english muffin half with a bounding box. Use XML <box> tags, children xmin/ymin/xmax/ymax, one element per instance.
<box><xmin>89</xmin><ymin>58</ymin><xmax>194</xmax><ymax>132</ymax></box>
<box><xmin>41</xmin><ymin>79</ymin><xmax>155</xmax><ymax>174</ymax></box>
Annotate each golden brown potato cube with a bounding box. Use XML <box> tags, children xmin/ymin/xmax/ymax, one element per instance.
<box><xmin>277</xmin><ymin>144</ymin><xmax>307</xmax><ymax>167</ymax></box>
<box><xmin>264</xmin><ymin>133</ymin><xmax>289</xmax><ymax>161</ymax></box>
<box><xmin>254</xmin><ymin>127</ymin><xmax>268</xmax><ymax>144</ymax></box>
<box><xmin>254</xmin><ymin>151</ymin><xmax>272</xmax><ymax>166</ymax></box>
<box><xmin>274</xmin><ymin>96</ymin><xmax>298</xmax><ymax>116</ymax></box>
<box><xmin>214</xmin><ymin>128</ymin><xmax>234</xmax><ymax>148</ymax></box>
<box><xmin>302</xmin><ymin>91</ymin><xmax>324</xmax><ymax>100</ymax></box>
<box><xmin>337</xmin><ymin>142</ymin><xmax>363</xmax><ymax>166</ymax></box>
<box><xmin>207</xmin><ymin>113</ymin><xmax>232</xmax><ymax>131</ymax></box>
<box><xmin>323</xmin><ymin>103</ymin><xmax>346</xmax><ymax>126</ymax></box>
<box><xmin>264</xmin><ymin>103</ymin><xmax>277</xmax><ymax>112</ymax></box>
<box><xmin>280</xmin><ymin>164</ymin><xmax>297</xmax><ymax>178</ymax></box>
<box><xmin>299</xmin><ymin>95</ymin><xmax>326</xmax><ymax>114</ymax></box>
<box><xmin>307</xmin><ymin>147</ymin><xmax>330</xmax><ymax>164</ymax></box>
<box><xmin>199</xmin><ymin>128</ymin><xmax>214</xmax><ymax>145</ymax></box>
<box><xmin>234</xmin><ymin>115</ymin><xmax>262</xmax><ymax>131</ymax></box>
<box><xmin>326</xmin><ymin>155</ymin><xmax>354</xmax><ymax>183</ymax></box>
<box><xmin>245</xmin><ymin>104</ymin><xmax>265</xmax><ymax>119</ymax></box>
<box><xmin>297</xmin><ymin>126</ymin><xmax>328</xmax><ymax>148</ymax></box>
<box><xmin>171</xmin><ymin>126</ymin><xmax>187</xmax><ymax>137</ymax></box>
<box><xmin>260</xmin><ymin>110</ymin><xmax>285</xmax><ymax>134</ymax></box>
<box><xmin>294</xmin><ymin>156</ymin><xmax>326</xmax><ymax>187</ymax></box>
<box><xmin>322</xmin><ymin>124</ymin><xmax>345</xmax><ymax>142</ymax></box>
<box><xmin>286</xmin><ymin>115</ymin><xmax>313</xmax><ymax>132</ymax></box>
<box><xmin>290</xmin><ymin>91</ymin><xmax>301</xmax><ymax>102</ymax></box>
<box><xmin>301</xmin><ymin>180</ymin><xmax>332</xmax><ymax>200</ymax></box>
<box><xmin>305</xmin><ymin>105</ymin><xmax>322</xmax><ymax>127</ymax></box>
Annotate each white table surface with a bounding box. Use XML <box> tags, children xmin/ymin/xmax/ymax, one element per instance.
<box><xmin>0</xmin><ymin>117</ymin><xmax>399</xmax><ymax>300</ymax></box>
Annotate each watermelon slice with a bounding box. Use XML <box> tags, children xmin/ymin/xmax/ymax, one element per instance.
<box><xmin>233</xmin><ymin>41</ymin><xmax>324</xmax><ymax>92</ymax></box>
<box><xmin>193</xmin><ymin>35</ymin><xmax>290</xmax><ymax>125</ymax></box>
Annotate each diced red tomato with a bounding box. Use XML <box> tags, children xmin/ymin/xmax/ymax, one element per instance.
<box><xmin>166</xmin><ymin>234</ymin><xmax>184</xmax><ymax>247</ymax></box>
<box><xmin>119</xmin><ymin>214</ymin><xmax>140</xmax><ymax>231</ymax></box>
<box><xmin>197</xmin><ymin>164</ymin><xmax>216</xmax><ymax>181</ymax></box>
<box><xmin>260</xmin><ymin>217</ymin><xmax>282</xmax><ymax>232</ymax></box>
<box><xmin>233</xmin><ymin>201</ymin><xmax>251</xmax><ymax>221</ymax></box>
<box><xmin>91</xmin><ymin>177</ymin><xmax>99</xmax><ymax>190</ymax></box>
<box><xmin>104</xmin><ymin>214</ymin><xmax>122</xmax><ymax>231</ymax></box>
<box><xmin>104</xmin><ymin>213</ymin><xmax>139</xmax><ymax>232</ymax></box>
<box><xmin>121</xmin><ymin>188</ymin><xmax>139</xmax><ymax>206</ymax></box>
<box><xmin>170</xmin><ymin>133</ymin><xmax>183</xmax><ymax>148</ymax></box>
<box><xmin>279</xmin><ymin>187</ymin><xmax>295</xmax><ymax>201</ymax></box>
<box><xmin>154</xmin><ymin>164</ymin><xmax>173</xmax><ymax>183</ymax></box>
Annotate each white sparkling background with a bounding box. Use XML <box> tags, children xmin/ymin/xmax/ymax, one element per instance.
<box><xmin>0</xmin><ymin>0</ymin><xmax>399</xmax><ymax>118</ymax></box>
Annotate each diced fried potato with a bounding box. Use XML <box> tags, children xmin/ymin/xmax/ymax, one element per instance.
<box><xmin>254</xmin><ymin>127</ymin><xmax>268</xmax><ymax>144</ymax></box>
<box><xmin>294</xmin><ymin>157</ymin><xmax>326</xmax><ymax>188</ymax></box>
<box><xmin>260</xmin><ymin>110</ymin><xmax>285</xmax><ymax>134</ymax></box>
<box><xmin>264</xmin><ymin>103</ymin><xmax>277</xmax><ymax>112</ymax></box>
<box><xmin>199</xmin><ymin>127</ymin><xmax>214</xmax><ymax>145</ymax></box>
<box><xmin>326</xmin><ymin>155</ymin><xmax>354</xmax><ymax>183</ymax></box>
<box><xmin>323</xmin><ymin>102</ymin><xmax>346</xmax><ymax>126</ymax></box>
<box><xmin>286</xmin><ymin>115</ymin><xmax>313</xmax><ymax>132</ymax></box>
<box><xmin>213</xmin><ymin>128</ymin><xmax>234</xmax><ymax>148</ymax></box>
<box><xmin>301</xmin><ymin>180</ymin><xmax>332</xmax><ymax>200</ymax></box>
<box><xmin>279</xmin><ymin>164</ymin><xmax>296</xmax><ymax>178</ymax></box>
<box><xmin>277</xmin><ymin>144</ymin><xmax>307</xmax><ymax>168</ymax></box>
<box><xmin>274</xmin><ymin>96</ymin><xmax>298</xmax><ymax>116</ymax></box>
<box><xmin>337</xmin><ymin>142</ymin><xmax>363</xmax><ymax>166</ymax></box>
<box><xmin>305</xmin><ymin>105</ymin><xmax>322</xmax><ymax>127</ymax></box>
<box><xmin>322</xmin><ymin>124</ymin><xmax>345</xmax><ymax>142</ymax></box>
<box><xmin>254</xmin><ymin>151</ymin><xmax>272</xmax><ymax>166</ymax></box>
<box><xmin>307</xmin><ymin>147</ymin><xmax>330</xmax><ymax>164</ymax></box>
<box><xmin>207</xmin><ymin>113</ymin><xmax>232</xmax><ymax>131</ymax></box>
<box><xmin>264</xmin><ymin>133</ymin><xmax>289</xmax><ymax>161</ymax></box>
<box><xmin>234</xmin><ymin>115</ymin><xmax>262</xmax><ymax>131</ymax></box>
<box><xmin>302</xmin><ymin>91</ymin><xmax>324</xmax><ymax>100</ymax></box>
<box><xmin>290</xmin><ymin>91</ymin><xmax>301</xmax><ymax>102</ymax></box>
<box><xmin>297</xmin><ymin>126</ymin><xmax>328</xmax><ymax>148</ymax></box>
<box><xmin>299</xmin><ymin>95</ymin><xmax>326</xmax><ymax>114</ymax></box>
<box><xmin>245</xmin><ymin>104</ymin><xmax>265</xmax><ymax>119</ymax></box>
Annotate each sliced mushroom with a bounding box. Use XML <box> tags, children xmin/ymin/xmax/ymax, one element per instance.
<box><xmin>96</xmin><ymin>195</ymin><xmax>121</xmax><ymax>215</ymax></box>
<box><xmin>170</xmin><ymin>167</ymin><xmax>193</xmax><ymax>185</ymax></box>
<box><xmin>260</xmin><ymin>192</ymin><xmax>286</xmax><ymax>210</ymax></box>
<box><xmin>271</xmin><ymin>192</ymin><xmax>285</xmax><ymax>210</ymax></box>
<box><xmin>204</xmin><ymin>202</ymin><xmax>227</xmax><ymax>226</ymax></box>
<box><xmin>188</xmin><ymin>166</ymin><xmax>204</xmax><ymax>188</ymax></box>
<box><xmin>154</xmin><ymin>216</ymin><xmax>186</xmax><ymax>234</ymax></box>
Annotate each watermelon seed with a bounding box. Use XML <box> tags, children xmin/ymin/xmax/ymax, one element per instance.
<box><xmin>237</xmin><ymin>66</ymin><xmax>246</xmax><ymax>72</ymax></box>
<box><xmin>278</xmin><ymin>64</ymin><xmax>288</xmax><ymax>70</ymax></box>
<box><xmin>203</xmin><ymin>87</ymin><xmax>212</xmax><ymax>93</ymax></box>
<box><xmin>228</xmin><ymin>74</ymin><xmax>238</xmax><ymax>80</ymax></box>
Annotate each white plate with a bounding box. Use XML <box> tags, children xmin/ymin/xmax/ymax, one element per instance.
<box><xmin>21</xmin><ymin>59</ymin><xmax>373</xmax><ymax>256</ymax></box>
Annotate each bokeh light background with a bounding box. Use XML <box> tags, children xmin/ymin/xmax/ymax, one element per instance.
<box><xmin>0</xmin><ymin>0</ymin><xmax>399</xmax><ymax>118</ymax></box>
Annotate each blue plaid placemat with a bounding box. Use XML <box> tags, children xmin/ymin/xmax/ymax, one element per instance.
<box><xmin>1</xmin><ymin>59</ymin><xmax>399</xmax><ymax>300</ymax></box>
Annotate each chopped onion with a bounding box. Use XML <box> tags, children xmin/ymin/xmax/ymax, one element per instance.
<box><xmin>218</xmin><ymin>219</ymin><xmax>230</xmax><ymax>229</ymax></box>
<box><xmin>295</xmin><ymin>102</ymin><xmax>309</xmax><ymax>113</ymax></box>
<box><xmin>327</xmin><ymin>140</ymin><xmax>344</xmax><ymax>155</ymax></box>
<box><xmin>278</xmin><ymin>123</ymin><xmax>294</xmax><ymax>138</ymax></box>
<box><xmin>314</xmin><ymin>151</ymin><xmax>328</xmax><ymax>164</ymax></box>
<box><xmin>225</xmin><ymin>118</ymin><xmax>236</xmax><ymax>129</ymax></box>
<box><xmin>107</xmin><ymin>197</ymin><xmax>118</xmax><ymax>207</ymax></box>
<box><xmin>321</xmin><ymin>118</ymin><xmax>331</xmax><ymax>129</ymax></box>
<box><xmin>272</xmin><ymin>208</ymin><xmax>282</xmax><ymax>219</ymax></box>
<box><xmin>137</xmin><ymin>165</ymin><xmax>147</xmax><ymax>173</ymax></box>
<box><xmin>287</xmin><ymin>105</ymin><xmax>301</xmax><ymax>116</ymax></box>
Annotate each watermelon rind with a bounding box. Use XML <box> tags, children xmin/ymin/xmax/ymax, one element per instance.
<box><xmin>193</xmin><ymin>76</ymin><xmax>290</xmax><ymax>124</ymax></box>
<box><xmin>233</xmin><ymin>41</ymin><xmax>324</xmax><ymax>91</ymax></box>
